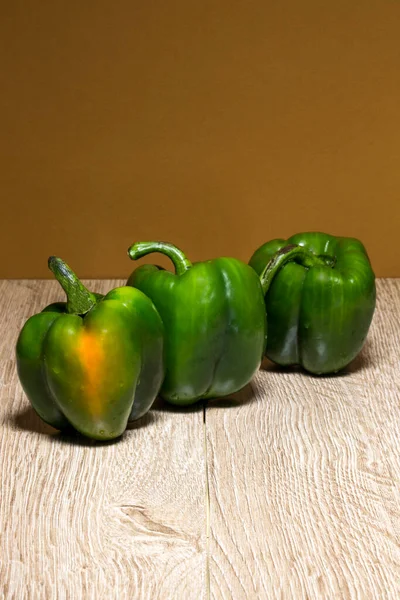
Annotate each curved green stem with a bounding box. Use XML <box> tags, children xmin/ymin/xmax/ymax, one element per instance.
<box><xmin>48</xmin><ymin>256</ymin><xmax>98</xmax><ymax>315</ymax></box>
<box><xmin>128</xmin><ymin>241</ymin><xmax>192</xmax><ymax>276</ymax></box>
<box><xmin>259</xmin><ymin>244</ymin><xmax>335</xmax><ymax>295</ymax></box>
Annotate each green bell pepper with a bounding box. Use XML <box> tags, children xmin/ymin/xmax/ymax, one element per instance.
<box><xmin>127</xmin><ymin>241</ymin><xmax>267</xmax><ymax>405</ymax></box>
<box><xmin>16</xmin><ymin>257</ymin><xmax>165</xmax><ymax>440</ymax></box>
<box><xmin>249</xmin><ymin>232</ymin><xmax>376</xmax><ymax>374</ymax></box>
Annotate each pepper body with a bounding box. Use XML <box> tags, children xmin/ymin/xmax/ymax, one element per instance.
<box><xmin>127</xmin><ymin>242</ymin><xmax>267</xmax><ymax>405</ymax></box>
<box><xmin>249</xmin><ymin>232</ymin><xmax>376</xmax><ymax>374</ymax></box>
<box><xmin>16</xmin><ymin>259</ymin><xmax>165</xmax><ymax>440</ymax></box>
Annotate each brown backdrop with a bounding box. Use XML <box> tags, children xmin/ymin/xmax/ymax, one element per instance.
<box><xmin>1</xmin><ymin>1</ymin><xmax>400</xmax><ymax>278</ymax></box>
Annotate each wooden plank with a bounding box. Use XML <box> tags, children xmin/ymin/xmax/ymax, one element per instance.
<box><xmin>0</xmin><ymin>280</ymin><xmax>206</xmax><ymax>600</ymax></box>
<box><xmin>206</xmin><ymin>279</ymin><xmax>400</xmax><ymax>599</ymax></box>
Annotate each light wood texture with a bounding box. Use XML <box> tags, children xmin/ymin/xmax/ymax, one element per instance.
<box><xmin>207</xmin><ymin>279</ymin><xmax>400</xmax><ymax>599</ymax></box>
<box><xmin>0</xmin><ymin>280</ymin><xmax>206</xmax><ymax>600</ymax></box>
<box><xmin>1</xmin><ymin>280</ymin><xmax>400</xmax><ymax>599</ymax></box>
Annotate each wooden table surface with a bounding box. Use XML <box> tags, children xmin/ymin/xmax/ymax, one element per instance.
<box><xmin>0</xmin><ymin>279</ymin><xmax>399</xmax><ymax>599</ymax></box>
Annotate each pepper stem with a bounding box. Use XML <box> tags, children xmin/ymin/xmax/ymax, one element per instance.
<box><xmin>259</xmin><ymin>244</ymin><xmax>335</xmax><ymax>295</ymax></box>
<box><xmin>48</xmin><ymin>256</ymin><xmax>98</xmax><ymax>315</ymax></box>
<box><xmin>128</xmin><ymin>241</ymin><xmax>192</xmax><ymax>276</ymax></box>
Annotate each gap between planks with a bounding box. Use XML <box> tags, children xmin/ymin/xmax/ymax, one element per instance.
<box><xmin>203</xmin><ymin>400</ymin><xmax>211</xmax><ymax>600</ymax></box>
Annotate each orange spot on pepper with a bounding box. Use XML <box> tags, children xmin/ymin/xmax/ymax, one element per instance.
<box><xmin>78</xmin><ymin>331</ymin><xmax>104</xmax><ymax>415</ymax></box>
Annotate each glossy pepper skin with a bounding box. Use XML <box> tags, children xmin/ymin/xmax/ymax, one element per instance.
<box><xmin>249</xmin><ymin>232</ymin><xmax>376</xmax><ymax>374</ymax></box>
<box><xmin>127</xmin><ymin>242</ymin><xmax>267</xmax><ymax>405</ymax></box>
<box><xmin>16</xmin><ymin>257</ymin><xmax>165</xmax><ymax>440</ymax></box>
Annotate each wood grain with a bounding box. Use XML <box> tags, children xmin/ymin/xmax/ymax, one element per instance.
<box><xmin>206</xmin><ymin>279</ymin><xmax>400</xmax><ymax>599</ymax></box>
<box><xmin>1</xmin><ymin>280</ymin><xmax>400</xmax><ymax>599</ymax></box>
<box><xmin>0</xmin><ymin>280</ymin><xmax>206</xmax><ymax>600</ymax></box>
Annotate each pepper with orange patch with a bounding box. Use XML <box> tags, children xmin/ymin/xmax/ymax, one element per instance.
<box><xmin>16</xmin><ymin>257</ymin><xmax>165</xmax><ymax>441</ymax></box>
